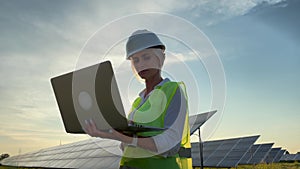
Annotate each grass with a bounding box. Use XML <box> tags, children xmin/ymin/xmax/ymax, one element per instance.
<box><xmin>1</xmin><ymin>162</ymin><xmax>299</xmax><ymax>169</ymax></box>
<box><xmin>0</xmin><ymin>167</ymin><xmax>44</xmax><ymax>169</ymax></box>
<box><xmin>194</xmin><ymin>162</ymin><xmax>300</xmax><ymax>169</ymax></box>
<box><xmin>236</xmin><ymin>162</ymin><xmax>300</xmax><ymax>169</ymax></box>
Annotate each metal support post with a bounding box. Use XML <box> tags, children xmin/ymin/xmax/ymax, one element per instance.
<box><xmin>198</xmin><ymin>128</ymin><xmax>204</xmax><ymax>169</ymax></box>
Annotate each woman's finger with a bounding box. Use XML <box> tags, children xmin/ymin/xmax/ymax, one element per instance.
<box><xmin>84</xmin><ymin>119</ymin><xmax>96</xmax><ymax>135</ymax></box>
<box><xmin>89</xmin><ymin>119</ymin><xmax>97</xmax><ymax>129</ymax></box>
<box><xmin>83</xmin><ymin>119</ymin><xmax>123</xmax><ymax>140</ymax></box>
<box><xmin>85</xmin><ymin>119</ymin><xmax>91</xmax><ymax>128</ymax></box>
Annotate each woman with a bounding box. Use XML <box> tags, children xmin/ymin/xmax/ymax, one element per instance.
<box><xmin>84</xmin><ymin>30</ymin><xmax>192</xmax><ymax>169</ymax></box>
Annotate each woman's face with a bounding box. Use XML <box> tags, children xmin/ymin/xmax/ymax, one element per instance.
<box><xmin>130</xmin><ymin>49</ymin><xmax>162</xmax><ymax>80</ymax></box>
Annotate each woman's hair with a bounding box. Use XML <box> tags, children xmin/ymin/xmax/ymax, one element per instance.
<box><xmin>150</xmin><ymin>48</ymin><xmax>165</xmax><ymax>67</ymax></box>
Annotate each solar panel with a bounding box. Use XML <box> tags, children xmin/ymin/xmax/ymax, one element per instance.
<box><xmin>207</xmin><ymin>139</ymin><xmax>238</xmax><ymax>167</ymax></box>
<box><xmin>296</xmin><ymin>152</ymin><xmax>300</xmax><ymax>161</ymax></box>
<box><xmin>247</xmin><ymin>143</ymin><xmax>273</xmax><ymax>164</ymax></box>
<box><xmin>189</xmin><ymin>110</ymin><xmax>217</xmax><ymax>135</ymax></box>
<box><xmin>1</xmin><ymin>138</ymin><xmax>121</xmax><ymax>168</ymax></box>
<box><xmin>264</xmin><ymin>148</ymin><xmax>281</xmax><ymax>163</ymax></box>
<box><xmin>191</xmin><ymin>135</ymin><xmax>259</xmax><ymax>168</ymax></box>
<box><xmin>280</xmin><ymin>154</ymin><xmax>294</xmax><ymax>161</ymax></box>
<box><xmin>61</xmin><ymin>158</ymin><xmax>89</xmax><ymax>168</ymax></box>
<box><xmin>239</xmin><ymin>144</ymin><xmax>259</xmax><ymax>164</ymax></box>
<box><xmin>203</xmin><ymin>141</ymin><xmax>222</xmax><ymax>161</ymax></box>
<box><xmin>192</xmin><ymin>139</ymin><xmax>226</xmax><ymax>166</ymax></box>
<box><xmin>219</xmin><ymin>135</ymin><xmax>259</xmax><ymax>167</ymax></box>
<box><xmin>273</xmin><ymin>149</ymin><xmax>285</xmax><ymax>163</ymax></box>
<box><xmin>280</xmin><ymin>152</ymin><xmax>300</xmax><ymax>162</ymax></box>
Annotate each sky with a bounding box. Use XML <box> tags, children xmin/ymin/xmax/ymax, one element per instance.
<box><xmin>0</xmin><ymin>0</ymin><xmax>299</xmax><ymax>156</ymax></box>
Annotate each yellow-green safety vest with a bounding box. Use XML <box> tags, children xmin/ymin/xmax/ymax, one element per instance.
<box><xmin>120</xmin><ymin>81</ymin><xmax>192</xmax><ymax>169</ymax></box>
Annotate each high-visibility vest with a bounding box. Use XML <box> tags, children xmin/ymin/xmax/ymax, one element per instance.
<box><xmin>120</xmin><ymin>81</ymin><xmax>192</xmax><ymax>169</ymax></box>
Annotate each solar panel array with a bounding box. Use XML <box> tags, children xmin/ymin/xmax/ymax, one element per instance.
<box><xmin>2</xmin><ymin>134</ymin><xmax>290</xmax><ymax>168</ymax></box>
<box><xmin>191</xmin><ymin>135</ymin><xmax>259</xmax><ymax>168</ymax></box>
<box><xmin>2</xmin><ymin>112</ymin><xmax>216</xmax><ymax>168</ymax></box>
<box><xmin>1</xmin><ymin>139</ymin><xmax>122</xmax><ymax>168</ymax></box>
<box><xmin>0</xmin><ymin>109</ymin><xmax>291</xmax><ymax>169</ymax></box>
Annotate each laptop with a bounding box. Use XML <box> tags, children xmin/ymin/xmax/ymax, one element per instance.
<box><xmin>51</xmin><ymin>61</ymin><xmax>165</xmax><ymax>136</ymax></box>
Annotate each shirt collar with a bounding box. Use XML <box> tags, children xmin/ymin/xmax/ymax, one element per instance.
<box><xmin>139</xmin><ymin>78</ymin><xmax>170</xmax><ymax>98</ymax></box>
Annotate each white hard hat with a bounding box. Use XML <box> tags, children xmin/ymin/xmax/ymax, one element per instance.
<box><xmin>126</xmin><ymin>29</ymin><xmax>165</xmax><ymax>60</ymax></box>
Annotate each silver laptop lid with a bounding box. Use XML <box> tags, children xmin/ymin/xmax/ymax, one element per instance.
<box><xmin>51</xmin><ymin>61</ymin><xmax>129</xmax><ymax>133</ymax></box>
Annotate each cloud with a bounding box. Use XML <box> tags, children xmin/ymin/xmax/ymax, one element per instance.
<box><xmin>171</xmin><ymin>0</ymin><xmax>287</xmax><ymax>26</ymax></box>
<box><xmin>0</xmin><ymin>1</ymin><xmax>219</xmax><ymax>143</ymax></box>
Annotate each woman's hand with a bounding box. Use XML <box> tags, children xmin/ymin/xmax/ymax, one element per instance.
<box><xmin>83</xmin><ymin>119</ymin><xmax>128</xmax><ymax>141</ymax></box>
<box><xmin>84</xmin><ymin>119</ymin><xmax>158</xmax><ymax>152</ymax></box>
<box><xmin>119</xmin><ymin>142</ymin><xmax>127</xmax><ymax>151</ymax></box>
